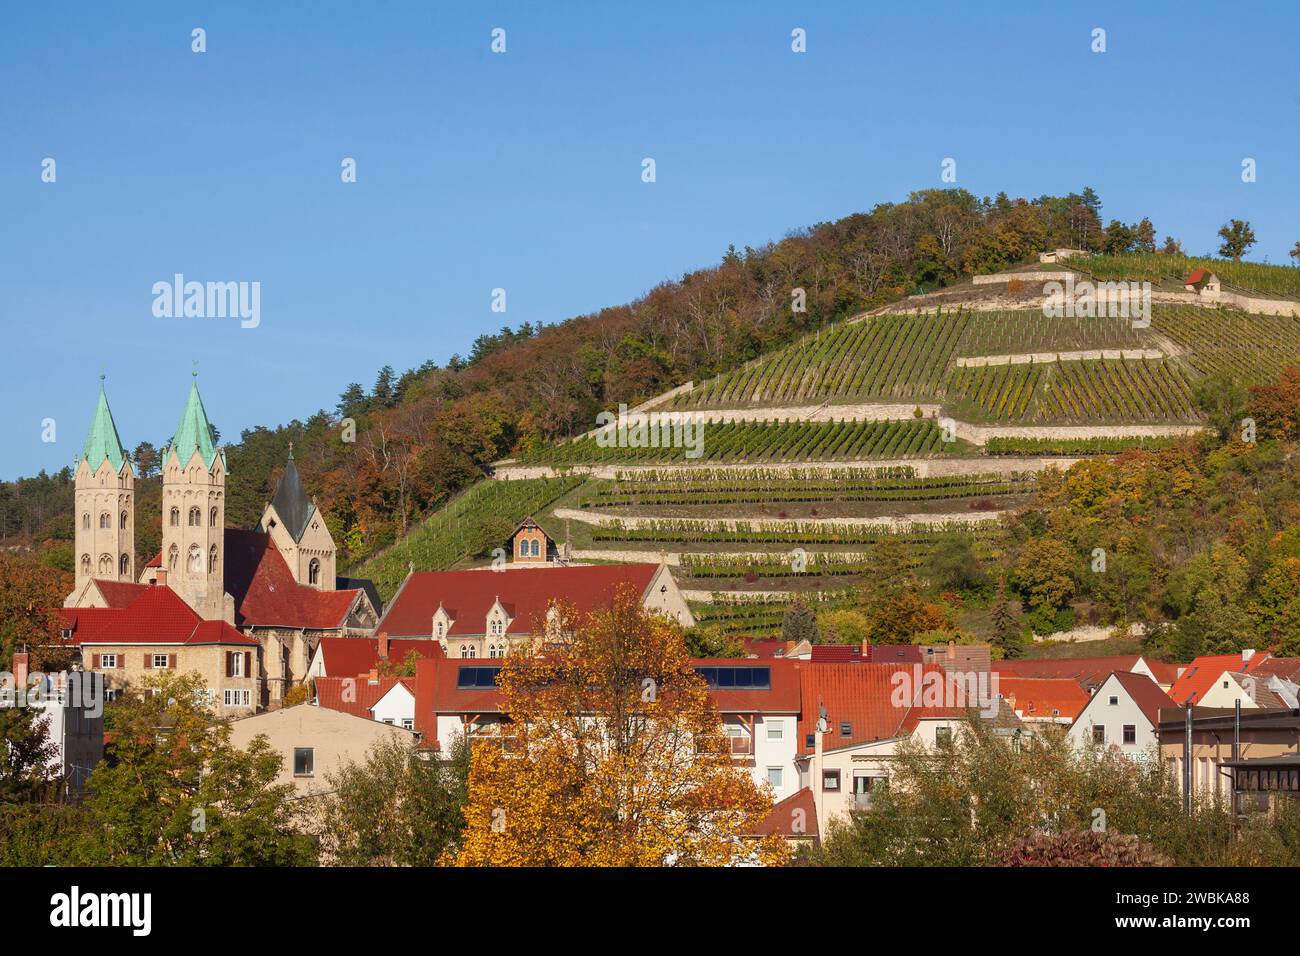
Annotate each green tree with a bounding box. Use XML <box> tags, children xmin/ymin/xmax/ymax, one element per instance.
<box><xmin>1009</xmin><ymin>538</ymin><xmax>1076</xmax><ymax>617</ymax></box>
<box><xmin>1193</xmin><ymin>370</ymin><xmax>1249</xmax><ymax>442</ymax></box>
<box><xmin>1217</xmin><ymin>219</ymin><xmax>1257</xmax><ymax>261</ymax></box>
<box><xmin>316</xmin><ymin>735</ymin><xmax>470</xmax><ymax>866</ymax></box>
<box><xmin>781</xmin><ymin>596</ymin><xmax>820</xmax><ymax>644</ymax></box>
<box><xmin>87</xmin><ymin>672</ymin><xmax>315</xmax><ymax>865</ymax></box>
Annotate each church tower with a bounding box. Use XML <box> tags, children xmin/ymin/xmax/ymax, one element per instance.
<box><xmin>72</xmin><ymin>378</ymin><xmax>134</xmax><ymax>597</ymax></box>
<box><xmin>256</xmin><ymin>447</ymin><xmax>337</xmax><ymax>590</ymax></box>
<box><xmin>160</xmin><ymin>375</ymin><xmax>228</xmax><ymax>620</ymax></box>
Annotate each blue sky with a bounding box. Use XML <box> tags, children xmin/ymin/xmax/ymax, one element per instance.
<box><xmin>2</xmin><ymin>0</ymin><xmax>1297</xmax><ymax>479</ymax></box>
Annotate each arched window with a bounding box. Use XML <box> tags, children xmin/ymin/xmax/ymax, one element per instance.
<box><xmin>169</xmin><ymin>507</ymin><xmax>180</xmax><ymax>527</ymax></box>
<box><xmin>519</xmin><ymin>540</ymin><xmax>527</xmax><ymax>557</ymax></box>
<box><xmin>308</xmin><ymin>559</ymin><xmax>320</xmax><ymax>586</ymax></box>
<box><xmin>460</xmin><ymin>644</ymin><xmax>476</xmax><ymax>659</ymax></box>
<box><xmin>119</xmin><ymin>554</ymin><xmax>129</xmax><ymax>577</ymax></box>
<box><xmin>120</xmin><ymin>511</ymin><xmax>129</xmax><ymax>530</ymax></box>
<box><xmin>167</xmin><ymin>544</ymin><xmax>179</xmax><ymax>572</ymax></box>
<box><xmin>82</xmin><ymin>513</ymin><xmax>90</xmax><ymax>531</ymax></box>
<box><xmin>435</xmin><ymin>620</ymin><xmax>445</xmax><ymax>638</ymax></box>
<box><xmin>188</xmin><ymin>544</ymin><xmax>202</xmax><ymax>574</ymax></box>
<box><xmin>489</xmin><ymin>643</ymin><xmax>503</xmax><ymax>659</ymax></box>
<box><xmin>99</xmin><ymin>512</ymin><xmax>111</xmax><ymax>530</ymax></box>
<box><xmin>208</xmin><ymin>545</ymin><xmax>218</xmax><ymax>573</ymax></box>
<box><xmin>98</xmin><ymin>553</ymin><xmax>112</xmax><ymax>575</ymax></box>
<box><xmin>80</xmin><ymin>554</ymin><xmax>91</xmax><ymax>576</ymax></box>
<box><xmin>188</xmin><ymin>507</ymin><xmax>201</xmax><ymax>527</ymax></box>
<box><xmin>530</xmin><ymin>539</ymin><xmax>540</xmax><ymax>557</ymax></box>
<box><xmin>209</xmin><ymin>507</ymin><xmax>218</xmax><ymax>527</ymax></box>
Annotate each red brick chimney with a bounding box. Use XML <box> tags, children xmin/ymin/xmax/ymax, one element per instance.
<box><xmin>13</xmin><ymin>651</ymin><xmax>29</xmax><ymax>689</ymax></box>
<box><xmin>155</xmin><ymin>568</ymin><xmax>168</xmax><ymax>587</ymax></box>
<box><xmin>367</xmin><ymin>668</ymin><xmax>380</xmax><ymax>686</ymax></box>
<box><xmin>377</xmin><ymin>632</ymin><xmax>390</xmax><ymax>661</ymax></box>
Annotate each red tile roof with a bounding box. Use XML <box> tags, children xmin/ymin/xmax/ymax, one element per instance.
<box><xmin>1108</xmin><ymin>671</ymin><xmax>1176</xmax><ymax>725</ymax></box>
<box><xmin>1167</xmin><ymin>653</ymin><xmax>1267</xmax><ymax>706</ymax></box>
<box><xmin>144</xmin><ymin>553</ymin><xmax>162</xmax><ymax>569</ymax></box>
<box><xmin>313</xmin><ymin>637</ymin><xmax>441</xmax><ymax>677</ymax></box>
<box><xmin>57</xmin><ymin>585</ymin><xmax>257</xmax><ymax>646</ymax></box>
<box><xmin>1185</xmin><ymin>268</ymin><xmax>1214</xmax><ymax>286</ymax></box>
<box><xmin>752</xmin><ymin>787</ymin><xmax>818</xmax><ymax>838</ymax></box>
<box><xmin>1247</xmin><ymin>656</ymin><xmax>1300</xmax><ymax>683</ymax></box>
<box><xmin>865</xmin><ymin>644</ymin><xmax>924</xmax><ymax>663</ymax></box>
<box><xmin>742</xmin><ymin>638</ymin><xmax>794</xmax><ymax>658</ymax></box>
<box><xmin>316</xmin><ymin>674</ymin><xmax>414</xmax><ymax>719</ymax></box>
<box><xmin>377</xmin><ymin>564</ymin><xmax>662</xmax><ymax>639</ymax></box>
<box><xmin>797</xmin><ymin>662</ymin><xmax>962</xmax><ymax>755</ymax></box>
<box><xmin>223</xmin><ymin>529</ymin><xmax>362</xmax><ymax>629</ymax></box>
<box><xmin>994</xmin><ymin>656</ymin><xmax>1151</xmax><ymax>690</ymax></box>
<box><xmin>92</xmin><ymin>579</ymin><xmax>150</xmax><ymax>608</ymax></box>
<box><xmin>414</xmin><ymin>656</ymin><xmax>504</xmax><ymax>741</ymax></box>
<box><xmin>696</xmin><ymin>658</ymin><xmax>802</xmax><ymax>714</ymax></box>
<box><xmin>810</xmin><ymin>644</ymin><xmax>864</xmax><ymax>662</ymax></box>
<box><xmin>995</xmin><ymin>676</ymin><xmax>1090</xmax><ymax>720</ymax></box>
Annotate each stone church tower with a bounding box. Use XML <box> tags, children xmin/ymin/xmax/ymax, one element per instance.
<box><xmin>256</xmin><ymin>448</ymin><xmax>337</xmax><ymax>590</ymax></box>
<box><xmin>71</xmin><ymin>379</ymin><xmax>135</xmax><ymax>598</ymax></box>
<box><xmin>160</xmin><ymin>375</ymin><xmax>229</xmax><ymax>621</ymax></box>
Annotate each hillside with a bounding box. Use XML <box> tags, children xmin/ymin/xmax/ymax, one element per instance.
<box><xmin>401</xmin><ymin>252</ymin><xmax>1300</xmax><ymax>642</ymax></box>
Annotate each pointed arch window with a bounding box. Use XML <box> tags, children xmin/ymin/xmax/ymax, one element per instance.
<box><xmin>82</xmin><ymin>513</ymin><xmax>90</xmax><ymax>531</ymax></box>
<box><xmin>209</xmin><ymin>507</ymin><xmax>218</xmax><ymax>527</ymax></box>
<box><xmin>188</xmin><ymin>544</ymin><xmax>202</xmax><ymax>574</ymax></box>
<box><xmin>460</xmin><ymin>644</ymin><xmax>476</xmax><ymax>659</ymax></box>
<box><xmin>120</xmin><ymin>511</ymin><xmax>129</xmax><ymax>530</ymax></box>
<box><xmin>98</xmin><ymin>553</ymin><xmax>112</xmax><ymax>575</ymax></box>
<box><xmin>169</xmin><ymin>507</ymin><xmax>180</xmax><ymax>527</ymax></box>
<box><xmin>188</xmin><ymin>507</ymin><xmax>201</xmax><ymax>527</ymax></box>
<box><xmin>168</xmin><ymin>545</ymin><xmax>179</xmax><ymax>572</ymax></box>
<box><xmin>308</xmin><ymin>558</ymin><xmax>321</xmax><ymax>586</ymax></box>
<box><xmin>208</xmin><ymin>545</ymin><xmax>219</xmax><ymax>573</ymax></box>
<box><xmin>80</xmin><ymin>554</ymin><xmax>91</xmax><ymax>576</ymax></box>
<box><xmin>99</xmin><ymin>512</ymin><xmax>111</xmax><ymax>530</ymax></box>
<box><xmin>119</xmin><ymin>554</ymin><xmax>130</xmax><ymax>577</ymax></box>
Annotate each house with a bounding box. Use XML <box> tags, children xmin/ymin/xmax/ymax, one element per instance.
<box><xmin>1158</xmin><ymin>706</ymin><xmax>1300</xmax><ymax>805</ymax></box>
<box><xmin>57</xmin><ymin>585</ymin><xmax>261</xmax><ymax>714</ymax></box>
<box><xmin>1167</xmin><ymin>651</ymin><xmax>1267</xmax><ymax>706</ymax></box>
<box><xmin>305</xmin><ymin>634</ymin><xmax>442</xmax><ymax>682</ymax></box>
<box><xmin>1183</xmin><ymin>268</ymin><xmax>1221</xmax><ymax>294</ymax></box>
<box><xmin>696</xmin><ymin>659</ymin><xmax>803</xmax><ymax>802</ymax></box>
<box><xmin>509</xmin><ymin>516</ymin><xmax>556</xmax><ymax>563</ymax></box>
<box><xmin>376</xmin><ymin>562</ymin><xmax>694</xmax><ymax>658</ymax></box>
<box><xmin>1066</xmin><ymin>671</ymin><xmax>1174</xmax><ymax>759</ymax></box>
<box><xmin>315</xmin><ymin>673</ymin><xmax>416</xmax><ymax>730</ymax></box>
<box><xmin>227</xmin><ymin>702</ymin><xmax>419</xmax><ymax>796</ymax></box>
<box><xmin>793</xmin><ymin>661</ymin><xmax>1016</xmax><ymax>835</ymax></box>
<box><xmin>1038</xmin><ymin>248</ymin><xmax>1088</xmax><ymax>264</ymax></box>
<box><xmin>995</xmin><ymin>677</ymin><xmax>1090</xmax><ymax>724</ymax></box>
<box><xmin>3</xmin><ymin>652</ymin><xmax>104</xmax><ymax>796</ymax></box>
<box><xmin>751</xmin><ymin>787</ymin><xmax>819</xmax><ymax>850</ymax></box>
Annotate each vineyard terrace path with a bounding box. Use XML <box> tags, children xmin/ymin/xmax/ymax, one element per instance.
<box><xmin>491</xmin><ymin>457</ymin><xmax>1084</xmax><ymax>480</ymax></box>
<box><xmin>552</xmin><ymin>507</ymin><xmax>1007</xmax><ymax>531</ymax></box>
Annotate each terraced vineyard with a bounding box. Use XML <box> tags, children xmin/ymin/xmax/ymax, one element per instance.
<box><xmin>1075</xmin><ymin>253</ymin><xmax>1300</xmax><ymax>299</ymax></box>
<box><xmin>353</xmin><ymin>475</ymin><xmax>584</xmax><ymax>600</ymax></box>
<box><xmin>586</xmin><ymin>467</ymin><xmax>1034</xmax><ymax>507</ymax></box>
<box><xmin>984</xmin><ymin>435</ymin><xmax>1178</xmax><ymax>456</ymax></box>
<box><xmin>952</xmin><ymin>309</ymin><xmax>1149</xmax><ymax>356</ymax></box>
<box><xmin>519</xmin><ymin>419</ymin><xmax>957</xmax><ymax>465</ymax></box>
<box><xmin>1154</xmin><ymin>306</ymin><xmax>1300</xmax><ymax>381</ymax></box>
<box><xmin>590</xmin><ymin>516</ymin><xmax>1004</xmax><ymax>546</ymax></box>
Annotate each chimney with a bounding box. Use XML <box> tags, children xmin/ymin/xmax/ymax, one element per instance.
<box><xmin>155</xmin><ymin>568</ymin><xmax>167</xmax><ymax>587</ymax></box>
<box><xmin>377</xmin><ymin>632</ymin><xmax>390</xmax><ymax>660</ymax></box>
<box><xmin>13</xmin><ymin>651</ymin><xmax>29</xmax><ymax>689</ymax></box>
<box><xmin>367</xmin><ymin>668</ymin><xmax>379</xmax><ymax>686</ymax></box>
<box><xmin>1242</xmin><ymin>649</ymin><xmax>1256</xmax><ymax>665</ymax></box>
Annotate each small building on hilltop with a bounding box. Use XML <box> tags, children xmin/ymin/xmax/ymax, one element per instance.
<box><xmin>1183</xmin><ymin>268</ymin><xmax>1221</xmax><ymax>295</ymax></box>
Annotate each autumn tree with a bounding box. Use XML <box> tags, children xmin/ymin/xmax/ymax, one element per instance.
<box><xmin>454</xmin><ymin>589</ymin><xmax>788</xmax><ymax>866</ymax></box>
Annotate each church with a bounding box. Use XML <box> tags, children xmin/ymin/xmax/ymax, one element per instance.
<box><xmin>60</xmin><ymin>377</ymin><xmax>379</xmax><ymax>710</ymax></box>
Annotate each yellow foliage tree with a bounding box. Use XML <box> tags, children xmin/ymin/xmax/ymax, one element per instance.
<box><xmin>453</xmin><ymin>587</ymin><xmax>788</xmax><ymax>867</ymax></box>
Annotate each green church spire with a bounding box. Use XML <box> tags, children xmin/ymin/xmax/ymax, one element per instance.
<box><xmin>80</xmin><ymin>377</ymin><xmax>131</xmax><ymax>474</ymax></box>
<box><xmin>168</xmin><ymin>374</ymin><xmax>224</xmax><ymax>470</ymax></box>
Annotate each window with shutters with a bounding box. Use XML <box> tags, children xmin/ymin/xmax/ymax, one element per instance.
<box><xmin>153</xmin><ymin>654</ymin><xmax>170</xmax><ymax>669</ymax></box>
<box><xmin>230</xmin><ymin>652</ymin><xmax>244</xmax><ymax>677</ymax></box>
<box><xmin>101</xmin><ymin>654</ymin><xmax>117</xmax><ymax>669</ymax></box>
